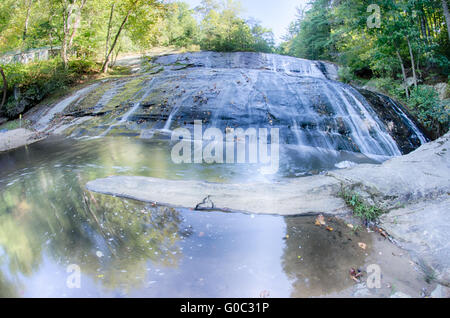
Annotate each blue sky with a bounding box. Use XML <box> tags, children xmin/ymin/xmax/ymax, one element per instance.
<box><xmin>180</xmin><ymin>0</ymin><xmax>307</xmax><ymax>44</ymax></box>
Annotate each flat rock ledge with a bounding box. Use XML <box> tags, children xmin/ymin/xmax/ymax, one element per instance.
<box><xmin>86</xmin><ymin>132</ymin><xmax>450</xmax><ymax>285</ymax></box>
<box><xmin>86</xmin><ymin>175</ymin><xmax>347</xmax><ymax>216</ymax></box>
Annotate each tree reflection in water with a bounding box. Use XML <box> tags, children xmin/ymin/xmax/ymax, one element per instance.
<box><xmin>0</xmin><ymin>165</ymin><xmax>185</xmax><ymax>295</ymax></box>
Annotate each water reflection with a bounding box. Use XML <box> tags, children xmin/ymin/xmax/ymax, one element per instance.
<box><xmin>0</xmin><ymin>137</ymin><xmax>373</xmax><ymax>297</ymax></box>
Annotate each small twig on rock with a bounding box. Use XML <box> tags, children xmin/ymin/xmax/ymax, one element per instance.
<box><xmin>195</xmin><ymin>195</ymin><xmax>215</xmax><ymax>211</ymax></box>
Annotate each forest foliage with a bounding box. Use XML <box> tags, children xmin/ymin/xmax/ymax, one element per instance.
<box><xmin>0</xmin><ymin>0</ymin><xmax>275</xmax><ymax>61</ymax></box>
<box><xmin>0</xmin><ymin>0</ymin><xmax>449</xmax><ymax>136</ymax></box>
<box><xmin>0</xmin><ymin>0</ymin><xmax>274</xmax><ymax>117</ymax></box>
<box><xmin>280</xmin><ymin>0</ymin><xmax>450</xmax><ymax>137</ymax></box>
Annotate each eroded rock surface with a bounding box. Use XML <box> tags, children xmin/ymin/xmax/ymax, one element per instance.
<box><xmin>28</xmin><ymin>52</ymin><xmax>428</xmax><ymax>176</ymax></box>
<box><xmin>331</xmin><ymin>132</ymin><xmax>450</xmax><ymax>285</ymax></box>
<box><xmin>86</xmin><ymin>175</ymin><xmax>346</xmax><ymax>216</ymax></box>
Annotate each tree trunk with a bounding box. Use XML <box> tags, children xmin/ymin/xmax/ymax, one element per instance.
<box><xmin>0</xmin><ymin>67</ymin><xmax>7</xmax><ymax>109</ymax></box>
<box><xmin>105</xmin><ymin>3</ymin><xmax>115</xmax><ymax>62</ymax></box>
<box><xmin>22</xmin><ymin>0</ymin><xmax>32</xmax><ymax>42</ymax></box>
<box><xmin>407</xmin><ymin>38</ymin><xmax>417</xmax><ymax>89</ymax></box>
<box><xmin>442</xmin><ymin>0</ymin><xmax>450</xmax><ymax>41</ymax></box>
<box><xmin>61</xmin><ymin>34</ymin><xmax>68</xmax><ymax>68</ymax></box>
<box><xmin>61</xmin><ymin>1</ymin><xmax>71</xmax><ymax>68</ymax></box>
<box><xmin>424</xmin><ymin>13</ymin><xmax>432</xmax><ymax>39</ymax></box>
<box><xmin>61</xmin><ymin>0</ymin><xmax>86</xmax><ymax>68</ymax></box>
<box><xmin>396</xmin><ymin>49</ymin><xmax>409</xmax><ymax>99</ymax></box>
<box><xmin>101</xmin><ymin>10</ymin><xmax>131</xmax><ymax>73</ymax></box>
<box><xmin>68</xmin><ymin>0</ymin><xmax>87</xmax><ymax>50</ymax></box>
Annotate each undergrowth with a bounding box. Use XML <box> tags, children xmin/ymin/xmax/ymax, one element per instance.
<box><xmin>340</xmin><ymin>188</ymin><xmax>385</xmax><ymax>222</ymax></box>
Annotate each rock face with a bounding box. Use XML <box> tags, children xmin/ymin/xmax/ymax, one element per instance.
<box><xmin>329</xmin><ymin>132</ymin><xmax>449</xmax><ymax>210</ymax></box>
<box><xmin>35</xmin><ymin>51</ymin><xmax>427</xmax><ymax>175</ymax></box>
<box><xmin>357</xmin><ymin>89</ymin><xmax>428</xmax><ymax>154</ymax></box>
<box><xmin>331</xmin><ymin>132</ymin><xmax>450</xmax><ymax>285</ymax></box>
<box><xmin>434</xmin><ymin>82</ymin><xmax>449</xmax><ymax>101</ymax></box>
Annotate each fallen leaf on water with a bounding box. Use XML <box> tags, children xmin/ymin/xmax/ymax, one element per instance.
<box><xmin>358</xmin><ymin>242</ymin><xmax>367</xmax><ymax>250</ymax></box>
<box><xmin>350</xmin><ymin>276</ymin><xmax>360</xmax><ymax>283</ymax></box>
<box><xmin>378</xmin><ymin>228</ymin><xmax>388</xmax><ymax>238</ymax></box>
<box><xmin>349</xmin><ymin>268</ymin><xmax>362</xmax><ymax>283</ymax></box>
<box><xmin>315</xmin><ymin>214</ymin><xmax>326</xmax><ymax>226</ymax></box>
<box><xmin>326</xmin><ymin>226</ymin><xmax>334</xmax><ymax>231</ymax></box>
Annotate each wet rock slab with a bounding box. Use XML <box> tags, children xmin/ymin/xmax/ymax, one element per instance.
<box><xmin>86</xmin><ymin>175</ymin><xmax>346</xmax><ymax>216</ymax></box>
<box><xmin>329</xmin><ymin>132</ymin><xmax>450</xmax><ymax>209</ymax></box>
<box><xmin>330</xmin><ymin>132</ymin><xmax>450</xmax><ymax>285</ymax></box>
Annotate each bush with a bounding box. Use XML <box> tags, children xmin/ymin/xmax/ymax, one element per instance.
<box><xmin>340</xmin><ymin>189</ymin><xmax>385</xmax><ymax>222</ymax></box>
<box><xmin>67</xmin><ymin>59</ymin><xmax>98</xmax><ymax>75</ymax></box>
<box><xmin>0</xmin><ymin>58</ymin><xmax>99</xmax><ymax>118</ymax></box>
<box><xmin>338</xmin><ymin>66</ymin><xmax>356</xmax><ymax>83</ymax></box>
<box><xmin>407</xmin><ymin>85</ymin><xmax>449</xmax><ymax>136</ymax></box>
<box><xmin>367</xmin><ymin>77</ymin><xmax>403</xmax><ymax>98</ymax></box>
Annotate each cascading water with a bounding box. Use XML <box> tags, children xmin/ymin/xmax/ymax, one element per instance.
<box><xmin>99</xmin><ymin>78</ymin><xmax>155</xmax><ymax>137</ymax></box>
<box><xmin>47</xmin><ymin>51</ymin><xmax>427</xmax><ymax>174</ymax></box>
<box><xmin>383</xmin><ymin>95</ymin><xmax>427</xmax><ymax>144</ymax></box>
<box><xmin>35</xmin><ymin>83</ymin><xmax>100</xmax><ymax>131</ymax></box>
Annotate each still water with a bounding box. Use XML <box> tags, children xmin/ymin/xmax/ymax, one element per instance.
<box><xmin>0</xmin><ymin>136</ymin><xmax>373</xmax><ymax>297</ymax></box>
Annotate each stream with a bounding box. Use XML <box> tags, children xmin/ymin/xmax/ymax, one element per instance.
<box><xmin>0</xmin><ymin>52</ymin><xmax>432</xmax><ymax>297</ymax></box>
<box><xmin>0</xmin><ymin>136</ymin><xmax>430</xmax><ymax>297</ymax></box>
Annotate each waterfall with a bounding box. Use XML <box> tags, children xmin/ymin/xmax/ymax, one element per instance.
<box><xmin>99</xmin><ymin>79</ymin><xmax>154</xmax><ymax>137</ymax></box>
<box><xmin>35</xmin><ymin>83</ymin><xmax>99</xmax><ymax>131</ymax></box>
<box><xmin>58</xmin><ymin>52</ymin><xmax>427</xmax><ymax>172</ymax></box>
<box><xmin>162</xmin><ymin>105</ymin><xmax>178</xmax><ymax>131</ymax></box>
<box><xmin>384</xmin><ymin>95</ymin><xmax>428</xmax><ymax>144</ymax></box>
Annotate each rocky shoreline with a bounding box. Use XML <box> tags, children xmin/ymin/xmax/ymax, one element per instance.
<box><xmin>87</xmin><ymin>132</ymin><xmax>450</xmax><ymax>287</ymax></box>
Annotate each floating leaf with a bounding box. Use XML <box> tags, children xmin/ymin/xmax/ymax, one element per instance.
<box><xmin>358</xmin><ymin>242</ymin><xmax>367</xmax><ymax>250</ymax></box>
<box><xmin>349</xmin><ymin>268</ymin><xmax>362</xmax><ymax>283</ymax></box>
<box><xmin>315</xmin><ymin>214</ymin><xmax>326</xmax><ymax>226</ymax></box>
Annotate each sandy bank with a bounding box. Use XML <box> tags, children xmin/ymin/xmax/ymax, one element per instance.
<box><xmin>0</xmin><ymin>128</ymin><xmax>46</xmax><ymax>152</ymax></box>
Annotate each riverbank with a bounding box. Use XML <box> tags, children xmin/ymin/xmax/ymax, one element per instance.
<box><xmin>0</xmin><ymin>128</ymin><xmax>46</xmax><ymax>152</ymax></box>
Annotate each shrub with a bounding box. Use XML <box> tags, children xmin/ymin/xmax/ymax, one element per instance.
<box><xmin>0</xmin><ymin>58</ymin><xmax>99</xmax><ymax>118</ymax></box>
<box><xmin>340</xmin><ymin>188</ymin><xmax>385</xmax><ymax>222</ymax></box>
<box><xmin>407</xmin><ymin>85</ymin><xmax>449</xmax><ymax>136</ymax></box>
<box><xmin>368</xmin><ymin>77</ymin><xmax>403</xmax><ymax>98</ymax></box>
<box><xmin>338</xmin><ymin>66</ymin><xmax>356</xmax><ymax>83</ymax></box>
<box><xmin>67</xmin><ymin>59</ymin><xmax>98</xmax><ymax>75</ymax></box>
